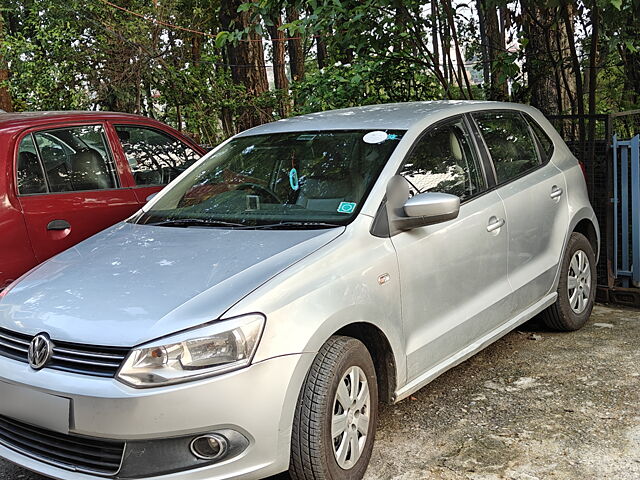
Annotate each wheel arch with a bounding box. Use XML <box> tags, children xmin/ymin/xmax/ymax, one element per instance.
<box><xmin>550</xmin><ymin>208</ymin><xmax>600</xmax><ymax>294</ymax></box>
<box><xmin>334</xmin><ymin>322</ymin><xmax>398</xmax><ymax>404</ymax></box>
<box><xmin>573</xmin><ymin>217</ymin><xmax>600</xmax><ymax>262</ymax></box>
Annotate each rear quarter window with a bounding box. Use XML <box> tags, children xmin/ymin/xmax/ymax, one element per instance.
<box><xmin>525</xmin><ymin>114</ymin><xmax>555</xmax><ymax>161</ymax></box>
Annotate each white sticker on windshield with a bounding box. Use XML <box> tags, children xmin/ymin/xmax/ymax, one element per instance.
<box><xmin>363</xmin><ymin>131</ymin><xmax>389</xmax><ymax>144</ymax></box>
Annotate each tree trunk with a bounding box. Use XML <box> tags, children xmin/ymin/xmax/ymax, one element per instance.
<box><xmin>483</xmin><ymin>3</ymin><xmax>508</xmax><ymax>101</ymax></box>
<box><xmin>220</xmin><ymin>0</ymin><xmax>271</xmax><ymax>131</ymax></box>
<box><xmin>476</xmin><ymin>0</ymin><xmax>490</xmax><ymax>92</ymax></box>
<box><xmin>555</xmin><ymin>4</ymin><xmax>576</xmax><ymax>113</ymax></box>
<box><xmin>587</xmin><ymin>2</ymin><xmax>599</xmax><ymax>164</ymax></box>
<box><xmin>439</xmin><ymin>9</ymin><xmax>450</xmax><ymax>86</ymax></box>
<box><xmin>561</xmin><ymin>1</ymin><xmax>585</xmax><ymax>144</ymax></box>
<box><xmin>0</xmin><ymin>12</ymin><xmax>14</xmax><ymax>112</ymax></box>
<box><xmin>267</xmin><ymin>14</ymin><xmax>291</xmax><ymax>117</ymax></box>
<box><xmin>522</xmin><ymin>3</ymin><xmax>558</xmax><ymax>115</ymax></box>
<box><xmin>316</xmin><ymin>36</ymin><xmax>328</xmax><ymax>69</ymax></box>
<box><xmin>286</xmin><ymin>6</ymin><xmax>305</xmax><ymax>82</ymax></box>
<box><xmin>620</xmin><ymin>2</ymin><xmax>640</xmax><ymax>106</ymax></box>
<box><xmin>443</xmin><ymin>0</ymin><xmax>473</xmax><ymax>99</ymax></box>
<box><xmin>432</xmin><ymin>1</ymin><xmax>440</xmax><ymax>74</ymax></box>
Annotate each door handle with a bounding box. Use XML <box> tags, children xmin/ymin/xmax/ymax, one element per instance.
<box><xmin>550</xmin><ymin>186</ymin><xmax>564</xmax><ymax>199</ymax></box>
<box><xmin>47</xmin><ymin>219</ymin><xmax>71</xmax><ymax>231</ymax></box>
<box><xmin>487</xmin><ymin>217</ymin><xmax>505</xmax><ymax>232</ymax></box>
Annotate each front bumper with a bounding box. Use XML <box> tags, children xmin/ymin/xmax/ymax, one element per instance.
<box><xmin>0</xmin><ymin>352</ymin><xmax>314</xmax><ymax>479</ymax></box>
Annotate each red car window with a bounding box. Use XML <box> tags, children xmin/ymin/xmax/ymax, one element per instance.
<box><xmin>31</xmin><ymin>126</ymin><xmax>118</xmax><ymax>192</ymax></box>
<box><xmin>114</xmin><ymin>125</ymin><xmax>201</xmax><ymax>186</ymax></box>
<box><xmin>16</xmin><ymin>135</ymin><xmax>47</xmax><ymax>195</ymax></box>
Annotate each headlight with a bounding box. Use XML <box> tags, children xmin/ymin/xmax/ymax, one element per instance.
<box><xmin>116</xmin><ymin>314</ymin><xmax>265</xmax><ymax>388</ymax></box>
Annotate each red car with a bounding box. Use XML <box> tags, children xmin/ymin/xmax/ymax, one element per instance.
<box><xmin>0</xmin><ymin>111</ymin><xmax>206</xmax><ymax>289</ymax></box>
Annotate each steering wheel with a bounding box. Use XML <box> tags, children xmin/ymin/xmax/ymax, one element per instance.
<box><xmin>235</xmin><ymin>183</ymin><xmax>282</xmax><ymax>203</ymax></box>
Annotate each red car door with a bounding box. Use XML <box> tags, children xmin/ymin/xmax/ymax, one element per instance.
<box><xmin>16</xmin><ymin>123</ymin><xmax>140</xmax><ymax>263</ymax></box>
<box><xmin>108</xmin><ymin>123</ymin><xmax>204</xmax><ymax>205</ymax></box>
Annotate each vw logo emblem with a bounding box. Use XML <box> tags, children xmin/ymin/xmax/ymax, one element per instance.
<box><xmin>28</xmin><ymin>333</ymin><xmax>53</xmax><ymax>370</ymax></box>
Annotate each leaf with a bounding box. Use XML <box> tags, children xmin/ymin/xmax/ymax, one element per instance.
<box><xmin>610</xmin><ymin>0</ymin><xmax>622</xmax><ymax>9</ymax></box>
<box><xmin>237</xmin><ymin>3</ymin><xmax>252</xmax><ymax>12</ymax></box>
<box><xmin>215</xmin><ymin>31</ymin><xmax>229</xmax><ymax>48</ymax></box>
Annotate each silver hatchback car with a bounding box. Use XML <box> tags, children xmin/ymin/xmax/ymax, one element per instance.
<box><xmin>0</xmin><ymin>102</ymin><xmax>598</xmax><ymax>480</ymax></box>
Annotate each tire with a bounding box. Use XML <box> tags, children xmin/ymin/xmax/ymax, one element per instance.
<box><xmin>289</xmin><ymin>336</ymin><xmax>378</xmax><ymax>480</ymax></box>
<box><xmin>541</xmin><ymin>232</ymin><xmax>596</xmax><ymax>331</ymax></box>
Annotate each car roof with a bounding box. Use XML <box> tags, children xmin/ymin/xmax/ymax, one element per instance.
<box><xmin>237</xmin><ymin>100</ymin><xmax>535</xmax><ymax>136</ymax></box>
<box><xmin>0</xmin><ymin>111</ymin><xmax>157</xmax><ymax>130</ymax></box>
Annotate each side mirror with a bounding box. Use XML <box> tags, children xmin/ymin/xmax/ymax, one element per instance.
<box><xmin>402</xmin><ymin>192</ymin><xmax>460</xmax><ymax>226</ymax></box>
<box><xmin>382</xmin><ymin>175</ymin><xmax>460</xmax><ymax>234</ymax></box>
<box><xmin>146</xmin><ymin>193</ymin><xmax>158</xmax><ymax>202</ymax></box>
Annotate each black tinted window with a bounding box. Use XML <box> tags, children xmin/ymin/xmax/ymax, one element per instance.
<box><xmin>16</xmin><ymin>135</ymin><xmax>47</xmax><ymax>194</ymax></box>
<box><xmin>115</xmin><ymin>126</ymin><xmax>201</xmax><ymax>186</ymax></box>
<box><xmin>32</xmin><ymin>126</ymin><xmax>117</xmax><ymax>192</ymax></box>
<box><xmin>400</xmin><ymin>117</ymin><xmax>485</xmax><ymax>201</ymax></box>
<box><xmin>526</xmin><ymin>115</ymin><xmax>554</xmax><ymax>160</ymax></box>
<box><xmin>474</xmin><ymin>111</ymin><xmax>540</xmax><ymax>184</ymax></box>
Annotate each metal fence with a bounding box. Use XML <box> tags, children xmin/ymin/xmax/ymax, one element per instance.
<box><xmin>613</xmin><ymin>135</ymin><xmax>640</xmax><ymax>287</ymax></box>
<box><xmin>547</xmin><ymin>111</ymin><xmax>640</xmax><ymax>291</ymax></box>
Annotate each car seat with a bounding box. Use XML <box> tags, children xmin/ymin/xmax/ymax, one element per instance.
<box><xmin>71</xmin><ymin>149</ymin><xmax>113</xmax><ymax>191</ymax></box>
<box><xmin>296</xmin><ymin>156</ymin><xmax>353</xmax><ymax>212</ymax></box>
<box><xmin>17</xmin><ymin>151</ymin><xmax>47</xmax><ymax>194</ymax></box>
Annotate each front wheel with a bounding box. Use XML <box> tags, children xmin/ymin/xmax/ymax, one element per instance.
<box><xmin>541</xmin><ymin>232</ymin><xmax>596</xmax><ymax>331</ymax></box>
<box><xmin>289</xmin><ymin>336</ymin><xmax>378</xmax><ymax>480</ymax></box>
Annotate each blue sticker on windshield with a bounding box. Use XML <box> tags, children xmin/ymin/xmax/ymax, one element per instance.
<box><xmin>289</xmin><ymin>168</ymin><xmax>299</xmax><ymax>191</ymax></box>
<box><xmin>337</xmin><ymin>202</ymin><xmax>357</xmax><ymax>214</ymax></box>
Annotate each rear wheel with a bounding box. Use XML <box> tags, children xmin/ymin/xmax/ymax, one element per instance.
<box><xmin>541</xmin><ymin>232</ymin><xmax>596</xmax><ymax>331</ymax></box>
<box><xmin>290</xmin><ymin>336</ymin><xmax>378</xmax><ymax>480</ymax></box>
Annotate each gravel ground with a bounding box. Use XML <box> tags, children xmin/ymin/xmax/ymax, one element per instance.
<box><xmin>1</xmin><ymin>304</ymin><xmax>639</xmax><ymax>480</ymax></box>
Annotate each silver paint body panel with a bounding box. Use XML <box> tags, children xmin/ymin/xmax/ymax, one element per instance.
<box><xmin>0</xmin><ymin>101</ymin><xmax>599</xmax><ymax>479</ymax></box>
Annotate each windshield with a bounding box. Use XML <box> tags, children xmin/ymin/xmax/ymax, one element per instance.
<box><xmin>132</xmin><ymin>130</ymin><xmax>404</xmax><ymax>228</ymax></box>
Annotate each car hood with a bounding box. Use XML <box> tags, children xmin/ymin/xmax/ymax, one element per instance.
<box><xmin>0</xmin><ymin>222</ymin><xmax>343</xmax><ymax>346</ymax></box>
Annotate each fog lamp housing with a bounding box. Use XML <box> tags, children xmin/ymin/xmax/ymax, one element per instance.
<box><xmin>118</xmin><ymin>429</ymin><xmax>249</xmax><ymax>478</ymax></box>
<box><xmin>190</xmin><ymin>434</ymin><xmax>228</xmax><ymax>461</ymax></box>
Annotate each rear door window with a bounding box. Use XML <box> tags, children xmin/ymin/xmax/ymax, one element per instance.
<box><xmin>25</xmin><ymin>126</ymin><xmax>118</xmax><ymax>192</ymax></box>
<box><xmin>473</xmin><ymin>111</ymin><xmax>541</xmax><ymax>184</ymax></box>
<box><xmin>16</xmin><ymin>135</ymin><xmax>47</xmax><ymax>194</ymax></box>
<box><xmin>114</xmin><ymin>126</ymin><xmax>201</xmax><ymax>186</ymax></box>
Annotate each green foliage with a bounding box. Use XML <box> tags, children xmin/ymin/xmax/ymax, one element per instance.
<box><xmin>1</xmin><ymin>0</ymin><xmax>639</xmax><ymax>144</ymax></box>
<box><xmin>294</xmin><ymin>58</ymin><xmax>442</xmax><ymax>113</ymax></box>
<box><xmin>1</xmin><ymin>0</ymin><xmax>98</xmax><ymax>110</ymax></box>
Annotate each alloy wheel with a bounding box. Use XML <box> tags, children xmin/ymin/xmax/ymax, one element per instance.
<box><xmin>331</xmin><ymin>365</ymin><xmax>371</xmax><ymax>470</ymax></box>
<box><xmin>567</xmin><ymin>249</ymin><xmax>591</xmax><ymax>314</ymax></box>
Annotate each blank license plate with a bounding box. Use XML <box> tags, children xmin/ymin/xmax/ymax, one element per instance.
<box><xmin>0</xmin><ymin>380</ymin><xmax>70</xmax><ymax>433</ymax></box>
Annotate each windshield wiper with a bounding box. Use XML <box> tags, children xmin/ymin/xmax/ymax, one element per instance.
<box><xmin>251</xmin><ymin>221</ymin><xmax>342</xmax><ymax>230</ymax></box>
<box><xmin>145</xmin><ymin>219</ymin><xmax>342</xmax><ymax>230</ymax></box>
<box><xmin>145</xmin><ymin>218</ymin><xmax>248</xmax><ymax>228</ymax></box>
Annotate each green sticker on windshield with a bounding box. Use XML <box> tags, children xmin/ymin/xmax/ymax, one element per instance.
<box><xmin>337</xmin><ymin>202</ymin><xmax>357</xmax><ymax>214</ymax></box>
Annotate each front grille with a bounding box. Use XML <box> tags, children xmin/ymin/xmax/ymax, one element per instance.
<box><xmin>0</xmin><ymin>328</ymin><xmax>128</xmax><ymax>378</ymax></box>
<box><xmin>0</xmin><ymin>415</ymin><xmax>125</xmax><ymax>476</ymax></box>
